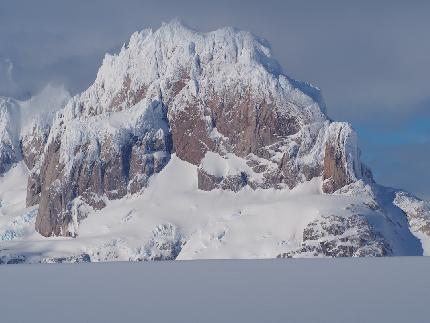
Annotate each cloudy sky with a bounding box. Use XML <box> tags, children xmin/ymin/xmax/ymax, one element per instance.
<box><xmin>1</xmin><ymin>0</ymin><xmax>429</xmax><ymax>198</ymax></box>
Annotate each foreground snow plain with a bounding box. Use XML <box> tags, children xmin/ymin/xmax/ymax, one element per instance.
<box><xmin>1</xmin><ymin>257</ymin><xmax>429</xmax><ymax>323</ymax></box>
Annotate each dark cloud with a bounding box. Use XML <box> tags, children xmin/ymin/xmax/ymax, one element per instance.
<box><xmin>0</xmin><ymin>0</ymin><xmax>428</xmax><ymax>198</ymax></box>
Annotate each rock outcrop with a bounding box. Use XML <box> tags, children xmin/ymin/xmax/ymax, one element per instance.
<box><xmin>322</xmin><ymin>123</ymin><xmax>369</xmax><ymax>193</ymax></box>
<box><xmin>143</xmin><ymin>223</ymin><xmax>184</xmax><ymax>261</ymax></box>
<box><xmin>394</xmin><ymin>192</ymin><xmax>430</xmax><ymax>237</ymax></box>
<box><xmin>279</xmin><ymin>214</ymin><xmax>391</xmax><ymax>258</ymax></box>
<box><xmin>0</xmin><ymin>21</ymin><xmax>429</xmax><ymax>263</ymax></box>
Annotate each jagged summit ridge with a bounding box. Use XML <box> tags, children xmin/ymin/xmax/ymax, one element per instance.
<box><xmin>68</xmin><ymin>20</ymin><xmax>322</xmax><ymax>120</ymax></box>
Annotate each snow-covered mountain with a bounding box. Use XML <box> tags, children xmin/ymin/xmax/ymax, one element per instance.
<box><xmin>0</xmin><ymin>20</ymin><xmax>429</xmax><ymax>264</ymax></box>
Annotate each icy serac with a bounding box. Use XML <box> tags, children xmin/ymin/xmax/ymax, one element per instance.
<box><xmin>33</xmin><ymin>21</ymin><xmax>369</xmax><ymax>237</ymax></box>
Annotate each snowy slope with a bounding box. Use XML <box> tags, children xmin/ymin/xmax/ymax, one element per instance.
<box><xmin>0</xmin><ymin>155</ymin><xmax>424</xmax><ymax>264</ymax></box>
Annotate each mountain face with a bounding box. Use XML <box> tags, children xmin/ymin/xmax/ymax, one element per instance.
<box><xmin>33</xmin><ymin>21</ymin><xmax>369</xmax><ymax>236</ymax></box>
<box><xmin>0</xmin><ymin>21</ymin><xmax>429</xmax><ymax>263</ymax></box>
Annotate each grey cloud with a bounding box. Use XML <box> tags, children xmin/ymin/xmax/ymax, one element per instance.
<box><xmin>363</xmin><ymin>141</ymin><xmax>430</xmax><ymax>200</ymax></box>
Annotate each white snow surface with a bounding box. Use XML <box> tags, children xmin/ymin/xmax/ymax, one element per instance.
<box><xmin>0</xmin><ymin>155</ymin><xmax>426</xmax><ymax>262</ymax></box>
<box><xmin>0</xmin><ymin>162</ymin><xmax>38</xmax><ymax>242</ymax></box>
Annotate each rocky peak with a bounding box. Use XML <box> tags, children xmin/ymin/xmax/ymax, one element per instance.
<box><xmin>31</xmin><ymin>21</ymin><xmax>368</xmax><ymax>237</ymax></box>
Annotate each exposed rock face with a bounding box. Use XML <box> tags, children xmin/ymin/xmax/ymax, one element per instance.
<box><xmin>322</xmin><ymin>123</ymin><xmax>365</xmax><ymax>193</ymax></box>
<box><xmin>40</xmin><ymin>253</ymin><xmax>91</xmax><ymax>264</ymax></box>
<box><xmin>279</xmin><ymin>214</ymin><xmax>391</xmax><ymax>258</ymax></box>
<box><xmin>22</xmin><ymin>126</ymin><xmax>51</xmax><ymax>207</ymax></box>
<box><xmin>32</xmin><ymin>21</ymin><xmax>368</xmax><ymax>237</ymax></box>
<box><xmin>323</xmin><ymin>142</ymin><xmax>348</xmax><ymax>194</ymax></box>
<box><xmin>26</xmin><ymin>170</ymin><xmax>43</xmax><ymax>207</ymax></box>
<box><xmin>0</xmin><ymin>98</ymin><xmax>21</xmax><ymax>174</ymax></box>
<box><xmin>35</xmin><ymin>100</ymin><xmax>172</xmax><ymax>236</ymax></box>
